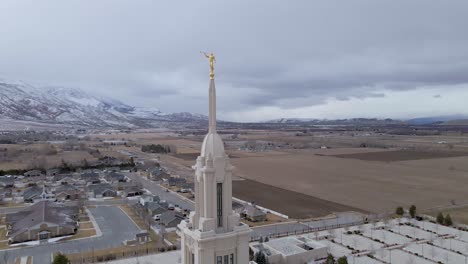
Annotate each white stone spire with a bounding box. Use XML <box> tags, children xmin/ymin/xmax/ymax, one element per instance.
<box><xmin>178</xmin><ymin>54</ymin><xmax>251</xmax><ymax>264</ymax></box>
<box><xmin>208</xmin><ymin>79</ymin><xmax>216</xmax><ymax>133</ymax></box>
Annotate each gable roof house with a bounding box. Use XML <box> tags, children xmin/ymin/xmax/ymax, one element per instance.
<box><xmin>54</xmin><ymin>185</ymin><xmax>80</xmax><ymax>201</ymax></box>
<box><xmin>105</xmin><ymin>172</ymin><xmax>126</xmax><ymax>183</ymax></box>
<box><xmin>159</xmin><ymin>211</ymin><xmax>185</xmax><ymax>228</ymax></box>
<box><xmin>139</xmin><ymin>194</ymin><xmax>160</xmax><ymax>206</ymax></box>
<box><xmin>46</xmin><ymin>168</ymin><xmax>61</xmax><ymax>177</ymax></box>
<box><xmin>241</xmin><ymin>204</ymin><xmax>267</xmax><ymax>222</ymax></box>
<box><xmin>145</xmin><ymin>201</ymin><xmax>168</xmax><ymax>216</ymax></box>
<box><xmin>149</xmin><ymin>167</ymin><xmax>169</xmax><ymax>182</ymax></box>
<box><xmin>53</xmin><ymin>175</ymin><xmax>76</xmax><ymax>185</ymax></box>
<box><xmin>23</xmin><ymin>186</ymin><xmax>51</xmax><ymax>203</ymax></box>
<box><xmin>81</xmin><ymin>172</ymin><xmax>101</xmax><ymax>184</ymax></box>
<box><xmin>23</xmin><ymin>170</ymin><xmax>43</xmax><ymax>177</ymax></box>
<box><xmin>87</xmin><ymin>183</ymin><xmax>117</xmax><ymax>198</ymax></box>
<box><xmin>168</xmin><ymin>177</ymin><xmax>186</xmax><ymax>187</ymax></box>
<box><xmin>0</xmin><ymin>176</ymin><xmax>15</xmax><ymax>188</ymax></box>
<box><xmin>5</xmin><ymin>201</ymin><xmax>78</xmax><ymax>243</ymax></box>
<box><xmin>123</xmin><ymin>186</ymin><xmax>144</xmax><ymax>197</ymax></box>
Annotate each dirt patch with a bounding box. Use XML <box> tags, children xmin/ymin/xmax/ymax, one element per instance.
<box><xmin>79</xmin><ymin>222</ymin><xmax>94</xmax><ymax>229</ymax></box>
<box><xmin>232</xmin><ymin>179</ymin><xmax>365</xmax><ymax>219</ymax></box>
<box><xmin>332</xmin><ymin>150</ymin><xmax>468</xmax><ymax>162</ymax></box>
<box><xmin>61</xmin><ymin>229</ymin><xmax>96</xmax><ymax>241</ymax></box>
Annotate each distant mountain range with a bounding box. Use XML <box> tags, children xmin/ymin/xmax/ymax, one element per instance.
<box><xmin>267</xmin><ymin>116</ymin><xmax>468</xmax><ymax>126</ymax></box>
<box><xmin>406</xmin><ymin>115</ymin><xmax>468</xmax><ymax>125</ymax></box>
<box><xmin>1</xmin><ymin>79</ymin><xmax>467</xmax><ymax>130</ymax></box>
<box><xmin>0</xmin><ymin>79</ymin><xmax>207</xmax><ymax>129</ymax></box>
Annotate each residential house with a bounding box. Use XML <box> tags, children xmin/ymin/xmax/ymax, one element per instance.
<box><xmin>81</xmin><ymin>172</ymin><xmax>101</xmax><ymax>185</ymax></box>
<box><xmin>54</xmin><ymin>185</ymin><xmax>80</xmax><ymax>201</ymax></box>
<box><xmin>123</xmin><ymin>186</ymin><xmax>144</xmax><ymax>197</ymax></box>
<box><xmin>23</xmin><ymin>186</ymin><xmax>48</xmax><ymax>203</ymax></box>
<box><xmin>145</xmin><ymin>201</ymin><xmax>167</xmax><ymax>217</ymax></box>
<box><xmin>159</xmin><ymin>211</ymin><xmax>185</xmax><ymax>228</ymax></box>
<box><xmin>149</xmin><ymin>167</ymin><xmax>169</xmax><ymax>182</ymax></box>
<box><xmin>105</xmin><ymin>172</ymin><xmax>126</xmax><ymax>183</ymax></box>
<box><xmin>241</xmin><ymin>204</ymin><xmax>267</xmax><ymax>222</ymax></box>
<box><xmin>139</xmin><ymin>194</ymin><xmax>160</xmax><ymax>206</ymax></box>
<box><xmin>0</xmin><ymin>188</ymin><xmax>12</xmax><ymax>201</ymax></box>
<box><xmin>168</xmin><ymin>177</ymin><xmax>186</xmax><ymax>187</ymax></box>
<box><xmin>0</xmin><ymin>176</ymin><xmax>15</xmax><ymax>188</ymax></box>
<box><xmin>87</xmin><ymin>183</ymin><xmax>117</xmax><ymax>198</ymax></box>
<box><xmin>23</xmin><ymin>170</ymin><xmax>43</xmax><ymax>177</ymax></box>
<box><xmin>46</xmin><ymin>168</ymin><xmax>61</xmax><ymax>177</ymax></box>
<box><xmin>54</xmin><ymin>175</ymin><xmax>76</xmax><ymax>185</ymax></box>
<box><xmin>5</xmin><ymin>201</ymin><xmax>78</xmax><ymax>243</ymax></box>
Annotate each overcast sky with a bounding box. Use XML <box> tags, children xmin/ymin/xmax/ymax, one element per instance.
<box><xmin>1</xmin><ymin>1</ymin><xmax>468</xmax><ymax>122</ymax></box>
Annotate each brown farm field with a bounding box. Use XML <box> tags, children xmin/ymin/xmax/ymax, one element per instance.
<box><xmin>232</xmin><ymin>179</ymin><xmax>365</xmax><ymax>219</ymax></box>
<box><xmin>332</xmin><ymin>150</ymin><xmax>468</xmax><ymax>161</ymax></box>
<box><xmin>230</xmin><ymin>148</ymin><xmax>468</xmax><ymax>214</ymax></box>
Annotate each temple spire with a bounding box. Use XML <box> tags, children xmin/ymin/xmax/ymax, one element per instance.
<box><xmin>209</xmin><ymin>79</ymin><xmax>217</xmax><ymax>132</ymax></box>
<box><xmin>202</xmin><ymin>52</ymin><xmax>217</xmax><ymax>133</ymax></box>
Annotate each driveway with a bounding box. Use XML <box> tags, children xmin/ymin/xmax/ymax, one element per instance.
<box><xmin>0</xmin><ymin>205</ymin><xmax>141</xmax><ymax>263</ymax></box>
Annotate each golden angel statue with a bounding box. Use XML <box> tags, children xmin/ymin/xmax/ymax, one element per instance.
<box><xmin>201</xmin><ymin>52</ymin><xmax>216</xmax><ymax>79</ymax></box>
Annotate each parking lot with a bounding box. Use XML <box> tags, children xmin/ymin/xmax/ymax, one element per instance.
<box><xmin>0</xmin><ymin>205</ymin><xmax>141</xmax><ymax>263</ymax></box>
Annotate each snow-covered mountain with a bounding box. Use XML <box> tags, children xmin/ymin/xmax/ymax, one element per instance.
<box><xmin>0</xmin><ymin>79</ymin><xmax>207</xmax><ymax>129</ymax></box>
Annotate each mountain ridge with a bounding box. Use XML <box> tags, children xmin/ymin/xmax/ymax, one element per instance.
<box><xmin>0</xmin><ymin>80</ymin><xmax>207</xmax><ymax>129</ymax></box>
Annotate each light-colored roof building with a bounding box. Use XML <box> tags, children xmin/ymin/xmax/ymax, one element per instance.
<box><xmin>251</xmin><ymin>236</ymin><xmax>328</xmax><ymax>264</ymax></box>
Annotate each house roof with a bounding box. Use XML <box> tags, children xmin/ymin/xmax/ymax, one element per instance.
<box><xmin>141</xmin><ymin>194</ymin><xmax>159</xmax><ymax>202</ymax></box>
<box><xmin>87</xmin><ymin>183</ymin><xmax>115</xmax><ymax>195</ymax></box>
<box><xmin>106</xmin><ymin>172</ymin><xmax>125</xmax><ymax>181</ymax></box>
<box><xmin>8</xmin><ymin>201</ymin><xmax>78</xmax><ymax>238</ymax></box>
<box><xmin>0</xmin><ymin>176</ymin><xmax>15</xmax><ymax>185</ymax></box>
<box><xmin>81</xmin><ymin>172</ymin><xmax>99</xmax><ymax>179</ymax></box>
<box><xmin>160</xmin><ymin>211</ymin><xmax>184</xmax><ymax>226</ymax></box>
<box><xmin>23</xmin><ymin>186</ymin><xmax>44</xmax><ymax>200</ymax></box>
<box><xmin>53</xmin><ymin>174</ymin><xmax>74</xmax><ymax>182</ymax></box>
<box><xmin>55</xmin><ymin>185</ymin><xmax>78</xmax><ymax>194</ymax></box>
<box><xmin>146</xmin><ymin>201</ymin><xmax>167</xmax><ymax>212</ymax></box>
<box><xmin>243</xmin><ymin>205</ymin><xmax>266</xmax><ymax>217</ymax></box>
<box><xmin>124</xmin><ymin>186</ymin><xmax>143</xmax><ymax>193</ymax></box>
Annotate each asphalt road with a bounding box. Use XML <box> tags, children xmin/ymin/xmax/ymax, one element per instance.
<box><xmin>0</xmin><ymin>205</ymin><xmax>141</xmax><ymax>263</ymax></box>
<box><xmin>126</xmin><ymin>172</ymin><xmax>195</xmax><ymax>211</ymax></box>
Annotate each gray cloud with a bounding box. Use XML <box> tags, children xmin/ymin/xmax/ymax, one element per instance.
<box><xmin>1</xmin><ymin>0</ymin><xmax>468</xmax><ymax>119</ymax></box>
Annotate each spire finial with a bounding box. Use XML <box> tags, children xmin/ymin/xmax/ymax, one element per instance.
<box><xmin>201</xmin><ymin>52</ymin><xmax>216</xmax><ymax>80</ymax></box>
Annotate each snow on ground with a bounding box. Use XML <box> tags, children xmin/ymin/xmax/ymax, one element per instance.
<box><xmin>433</xmin><ymin>237</ymin><xmax>468</xmax><ymax>253</ymax></box>
<box><xmin>405</xmin><ymin>243</ymin><xmax>466</xmax><ymax>264</ymax></box>
<box><xmin>375</xmin><ymin>249</ymin><xmax>434</xmax><ymax>264</ymax></box>
<box><xmin>411</xmin><ymin>220</ymin><xmax>468</xmax><ymax>242</ymax></box>
<box><xmin>340</xmin><ymin>233</ymin><xmax>384</xmax><ymax>252</ymax></box>
<box><xmin>389</xmin><ymin>224</ymin><xmax>435</xmax><ymax>241</ymax></box>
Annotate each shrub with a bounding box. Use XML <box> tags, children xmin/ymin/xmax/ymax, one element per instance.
<box><xmin>53</xmin><ymin>254</ymin><xmax>70</xmax><ymax>264</ymax></box>
<box><xmin>396</xmin><ymin>206</ymin><xmax>404</xmax><ymax>216</ymax></box>
<box><xmin>409</xmin><ymin>205</ymin><xmax>416</xmax><ymax>218</ymax></box>
<box><xmin>326</xmin><ymin>254</ymin><xmax>336</xmax><ymax>264</ymax></box>
<box><xmin>436</xmin><ymin>212</ymin><xmax>444</xmax><ymax>224</ymax></box>
<box><xmin>444</xmin><ymin>214</ymin><xmax>453</xmax><ymax>226</ymax></box>
<box><xmin>337</xmin><ymin>256</ymin><xmax>348</xmax><ymax>264</ymax></box>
